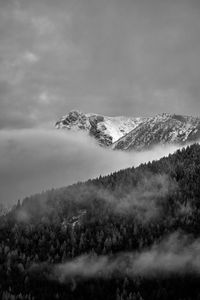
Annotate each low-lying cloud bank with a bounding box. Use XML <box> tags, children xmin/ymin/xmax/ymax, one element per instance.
<box><xmin>30</xmin><ymin>232</ymin><xmax>200</xmax><ymax>282</ymax></box>
<box><xmin>0</xmin><ymin>128</ymin><xmax>183</xmax><ymax>207</ymax></box>
<box><xmin>111</xmin><ymin>173</ymin><xmax>177</xmax><ymax>220</ymax></box>
<box><xmin>54</xmin><ymin>232</ymin><xmax>200</xmax><ymax>279</ymax></box>
<box><xmin>14</xmin><ymin>171</ymin><xmax>180</xmax><ymax>224</ymax></box>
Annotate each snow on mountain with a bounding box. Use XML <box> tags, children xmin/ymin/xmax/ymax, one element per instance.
<box><xmin>55</xmin><ymin>110</ymin><xmax>145</xmax><ymax>146</ymax></box>
<box><xmin>56</xmin><ymin>111</ymin><xmax>200</xmax><ymax>150</ymax></box>
<box><xmin>113</xmin><ymin>113</ymin><xmax>200</xmax><ymax>151</ymax></box>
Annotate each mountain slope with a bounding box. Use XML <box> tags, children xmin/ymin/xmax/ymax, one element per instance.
<box><xmin>2</xmin><ymin>144</ymin><xmax>200</xmax><ymax>299</ymax></box>
<box><xmin>12</xmin><ymin>143</ymin><xmax>200</xmax><ymax>222</ymax></box>
<box><xmin>56</xmin><ymin>111</ymin><xmax>200</xmax><ymax>150</ymax></box>
<box><xmin>113</xmin><ymin>113</ymin><xmax>200</xmax><ymax>151</ymax></box>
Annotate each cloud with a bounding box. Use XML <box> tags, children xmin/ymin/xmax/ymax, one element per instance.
<box><xmin>51</xmin><ymin>232</ymin><xmax>200</xmax><ymax>281</ymax></box>
<box><xmin>1</xmin><ymin>0</ymin><xmax>200</xmax><ymax>130</ymax></box>
<box><xmin>31</xmin><ymin>16</ymin><xmax>55</xmax><ymax>36</ymax></box>
<box><xmin>23</xmin><ymin>52</ymin><xmax>39</xmax><ymax>64</ymax></box>
<box><xmin>112</xmin><ymin>173</ymin><xmax>177</xmax><ymax>220</ymax></box>
<box><xmin>0</xmin><ymin>51</ymin><xmax>39</xmax><ymax>89</ymax></box>
<box><xmin>61</xmin><ymin>172</ymin><xmax>178</xmax><ymax>223</ymax></box>
<box><xmin>0</xmin><ymin>128</ymin><xmax>181</xmax><ymax>207</ymax></box>
<box><xmin>38</xmin><ymin>91</ymin><xmax>50</xmax><ymax>104</ymax></box>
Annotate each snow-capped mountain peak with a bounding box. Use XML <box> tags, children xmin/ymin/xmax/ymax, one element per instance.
<box><xmin>55</xmin><ymin>110</ymin><xmax>145</xmax><ymax>146</ymax></box>
<box><xmin>56</xmin><ymin>111</ymin><xmax>200</xmax><ymax>150</ymax></box>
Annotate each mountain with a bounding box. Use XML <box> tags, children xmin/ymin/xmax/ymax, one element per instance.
<box><xmin>2</xmin><ymin>144</ymin><xmax>200</xmax><ymax>300</ymax></box>
<box><xmin>113</xmin><ymin>113</ymin><xmax>200</xmax><ymax>151</ymax></box>
<box><xmin>14</xmin><ymin>143</ymin><xmax>200</xmax><ymax>221</ymax></box>
<box><xmin>55</xmin><ymin>110</ymin><xmax>145</xmax><ymax>146</ymax></box>
<box><xmin>56</xmin><ymin>111</ymin><xmax>200</xmax><ymax>150</ymax></box>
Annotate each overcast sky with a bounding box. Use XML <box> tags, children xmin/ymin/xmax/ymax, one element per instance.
<box><xmin>0</xmin><ymin>0</ymin><xmax>200</xmax><ymax>129</ymax></box>
<box><xmin>1</xmin><ymin>0</ymin><xmax>200</xmax><ymax>206</ymax></box>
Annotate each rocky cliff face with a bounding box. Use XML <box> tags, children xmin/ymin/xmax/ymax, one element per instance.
<box><xmin>56</xmin><ymin>111</ymin><xmax>200</xmax><ymax>150</ymax></box>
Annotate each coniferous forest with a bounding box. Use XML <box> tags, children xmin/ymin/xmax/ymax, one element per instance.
<box><xmin>1</xmin><ymin>144</ymin><xmax>200</xmax><ymax>299</ymax></box>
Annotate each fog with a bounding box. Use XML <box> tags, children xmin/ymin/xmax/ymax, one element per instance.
<box><xmin>51</xmin><ymin>172</ymin><xmax>177</xmax><ymax>223</ymax></box>
<box><xmin>112</xmin><ymin>173</ymin><xmax>177</xmax><ymax>220</ymax></box>
<box><xmin>53</xmin><ymin>232</ymin><xmax>200</xmax><ymax>281</ymax></box>
<box><xmin>29</xmin><ymin>232</ymin><xmax>200</xmax><ymax>283</ymax></box>
<box><xmin>0</xmin><ymin>128</ymin><xmax>181</xmax><ymax>207</ymax></box>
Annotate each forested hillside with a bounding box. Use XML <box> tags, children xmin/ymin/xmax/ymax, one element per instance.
<box><xmin>1</xmin><ymin>144</ymin><xmax>200</xmax><ymax>300</ymax></box>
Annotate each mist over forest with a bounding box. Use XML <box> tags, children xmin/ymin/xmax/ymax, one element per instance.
<box><xmin>1</xmin><ymin>144</ymin><xmax>200</xmax><ymax>299</ymax></box>
<box><xmin>0</xmin><ymin>129</ymin><xmax>180</xmax><ymax>208</ymax></box>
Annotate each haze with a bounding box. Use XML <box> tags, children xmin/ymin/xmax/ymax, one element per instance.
<box><xmin>0</xmin><ymin>129</ymin><xmax>180</xmax><ymax>207</ymax></box>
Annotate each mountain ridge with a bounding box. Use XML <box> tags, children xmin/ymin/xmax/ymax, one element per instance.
<box><xmin>56</xmin><ymin>110</ymin><xmax>200</xmax><ymax>150</ymax></box>
<box><xmin>55</xmin><ymin>110</ymin><xmax>145</xmax><ymax>146</ymax></box>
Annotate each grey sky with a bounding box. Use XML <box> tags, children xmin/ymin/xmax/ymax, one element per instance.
<box><xmin>0</xmin><ymin>0</ymin><xmax>200</xmax><ymax>129</ymax></box>
<box><xmin>1</xmin><ymin>0</ymin><xmax>200</xmax><ymax>206</ymax></box>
